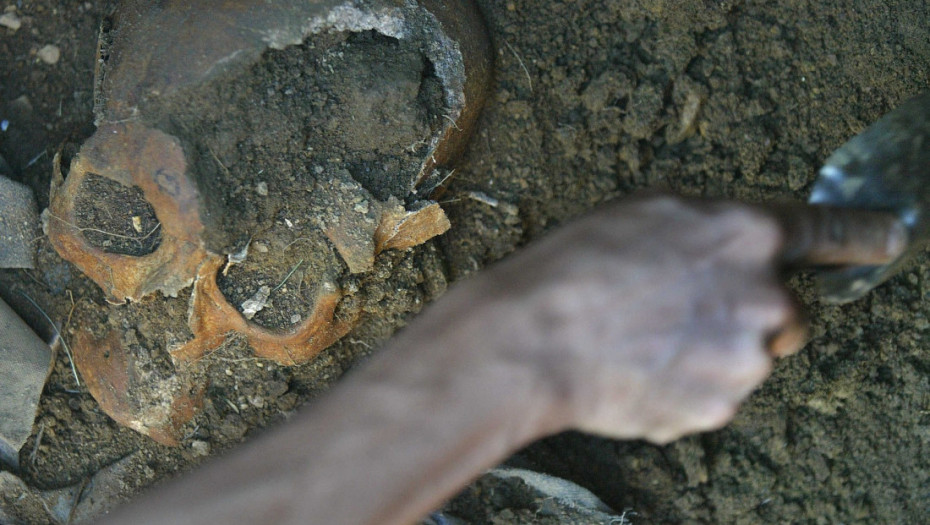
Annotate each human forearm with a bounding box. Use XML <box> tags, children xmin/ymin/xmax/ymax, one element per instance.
<box><xmin>286</xmin><ymin>296</ymin><xmax>561</xmax><ymax>525</ymax></box>
<box><xmin>96</xmin><ymin>280</ymin><xmax>562</xmax><ymax>525</ymax></box>
<box><xmin>96</xmin><ymin>194</ymin><xmax>897</xmax><ymax>525</ymax></box>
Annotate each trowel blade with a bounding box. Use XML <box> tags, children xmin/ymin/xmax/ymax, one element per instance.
<box><xmin>808</xmin><ymin>92</ymin><xmax>930</xmax><ymax>303</ymax></box>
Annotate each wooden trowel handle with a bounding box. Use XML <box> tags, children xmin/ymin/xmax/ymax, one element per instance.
<box><xmin>765</xmin><ymin>203</ymin><xmax>908</xmax><ymax>267</ymax></box>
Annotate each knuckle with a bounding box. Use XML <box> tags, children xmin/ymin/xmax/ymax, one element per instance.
<box><xmin>710</xmin><ymin>333</ymin><xmax>773</xmax><ymax>390</ymax></box>
<box><xmin>738</xmin><ymin>284</ymin><xmax>795</xmax><ymax>329</ymax></box>
<box><xmin>768</xmin><ymin>320</ymin><xmax>809</xmax><ymax>358</ymax></box>
<box><xmin>666</xmin><ymin>399</ymin><xmax>738</xmax><ymax>439</ymax></box>
<box><xmin>722</xmin><ymin>206</ymin><xmax>785</xmax><ymax>259</ymax></box>
<box><xmin>735</xmin><ymin>353</ymin><xmax>773</xmax><ymax>392</ymax></box>
<box><xmin>699</xmin><ymin>401</ymin><xmax>739</xmax><ymax>430</ymax></box>
<box><xmin>625</xmin><ymin>193</ymin><xmax>687</xmax><ymax>219</ymax></box>
<box><xmin>641</xmin><ymin>192</ymin><xmax>684</xmax><ymax>209</ymax></box>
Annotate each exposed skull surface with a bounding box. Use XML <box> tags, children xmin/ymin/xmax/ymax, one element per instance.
<box><xmin>46</xmin><ymin>0</ymin><xmax>491</xmax><ymax>444</ymax></box>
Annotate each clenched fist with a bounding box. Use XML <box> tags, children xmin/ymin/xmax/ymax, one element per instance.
<box><xmin>478</xmin><ymin>196</ymin><xmax>800</xmax><ymax>442</ymax></box>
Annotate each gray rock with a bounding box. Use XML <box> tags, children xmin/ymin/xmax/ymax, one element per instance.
<box><xmin>0</xmin><ymin>171</ymin><xmax>38</xmax><ymax>269</ymax></box>
<box><xmin>0</xmin><ymin>298</ymin><xmax>53</xmax><ymax>467</ymax></box>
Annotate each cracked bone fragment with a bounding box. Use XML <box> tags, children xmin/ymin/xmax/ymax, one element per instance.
<box><xmin>375</xmin><ymin>200</ymin><xmax>451</xmax><ymax>254</ymax></box>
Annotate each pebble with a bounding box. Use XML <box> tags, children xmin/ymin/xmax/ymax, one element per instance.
<box><xmin>248</xmin><ymin>395</ymin><xmax>265</xmax><ymax>409</ymax></box>
<box><xmin>255</xmin><ymin>181</ymin><xmax>268</xmax><ymax>196</ymax></box>
<box><xmin>265</xmin><ymin>380</ymin><xmax>289</xmax><ymax>399</ymax></box>
<box><xmin>37</xmin><ymin>44</ymin><xmax>60</xmax><ymax>65</ymax></box>
<box><xmin>191</xmin><ymin>440</ymin><xmax>211</xmax><ymax>457</ymax></box>
<box><xmin>0</xmin><ymin>12</ymin><xmax>21</xmax><ymax>31</ymax></box>
<box><xmin>241</xmin><ymin>285</ymin><xmax>271</xmax><ymax>319</ymax></box>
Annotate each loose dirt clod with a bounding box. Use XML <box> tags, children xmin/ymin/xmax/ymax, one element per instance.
<box><xmin>0</xmin><ymin>12</ymin><xmax>21</xmax><ymax>31</ymax></box>
<box><xmin>36</xmin><ymin>44</ymin><xmax>60</xmax><ymax>64</ymax></box>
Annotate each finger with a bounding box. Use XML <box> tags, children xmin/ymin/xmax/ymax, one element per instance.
<box><xmin>729</xmin><ymin>278</ymin><xmax>795</xmax><ymax>331</ymax></box>
<box><xmin>669</xmin><ymin>327</ymin><xmax>773</xmax><ymax>392</ymax></box>
<box><xmin>681</xmin><ymin>399</ymin><xmax>739</xmax><ymax>435</ymax></box>
<box><xmin>766</xmin><ymin>306</ymin><xmax>809</xmax><ymax>358</ymax></box>
<box><xmin>643</xmin><ymin>401</ymin><xmax>738</xmax><ymax>445</ymax></box>
<box><xmin>767</xmin><ymin>204</ymin><xmax>908</xmax><ymax>266</ymax></box>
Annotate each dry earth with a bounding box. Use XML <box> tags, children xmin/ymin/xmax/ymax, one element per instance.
<box><xmin>1</xmin><ymin>0</ymin><xmax>928</xmax><ymax>523</ymax></box>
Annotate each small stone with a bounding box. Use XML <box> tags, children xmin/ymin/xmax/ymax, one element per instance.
<box><xmin>0</xmin><ymin>174</ymin><xmax>39</xmax><ymax>268</ymax></box>
<box><xmin>277</xmin><ymin>393</ymin><xmax>298</xmax><ymax>411</ymax></box>
<box><xmin>255</xmin><ymin>181</ymin><xmax>268</xmax><ymax>196</ymax></box>
<box><xmin>253</xmin><ymin>241</ymin><xmax>269</xmax><ymax>253</ymax></box>
<box><xmin>191</xmin><ymin>440</ymin><xmax>210</xmax><ymax>457</ymax></box>
<box><xmin>241</xmin><ymin>285</ymin><xmax>271</xmax><ymax>319</ymax></box>
<box><xmin>289</xmin><ymin>314</ymin><xmax>301</xmax><ymax>324</ymax></box>
<box><xmin>0</xmin><ymin>12</ymin><xmax>21</xmax><ymax>31</ymax></box>
<box><xmin>266</xmin><ymin>380</ymin><xmax>289</xmax><ymax>399</ymax></box>
<box><xmin>0</xmin><ymin>298</ymin><xmax>53</xmax><ymax>464</ymax></box>
<box><xmin>37</xmin><ymin>44</ymin><xmax>60</xmax><ymax>65</ymax></box>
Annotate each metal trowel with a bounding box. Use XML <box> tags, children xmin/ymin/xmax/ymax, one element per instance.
<box><xmin>806</xmin><ymin>91</ymin><xmax>930</xmax><ymax>303</ymax></box>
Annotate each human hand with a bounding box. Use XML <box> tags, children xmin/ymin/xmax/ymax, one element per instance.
<box><xmin>475</xmin><ymin>195</ymin><xmax>903</xmax><ymax>443</ymax></box>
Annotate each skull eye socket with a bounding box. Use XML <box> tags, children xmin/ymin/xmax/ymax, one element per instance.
<box><xmin>74</xmin><ymin>173</ymin><xmax>162</xmax><ymax>256</ymax></box>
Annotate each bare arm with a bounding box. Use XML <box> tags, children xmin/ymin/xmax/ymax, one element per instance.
<box><xmin>94</xmin><ymin>265</ymin><xmax>561</xmax><ymax>525</ymax></box>
<box><xmin>95</xmin><ymin>195</ymin><xmax>904</xmax><ymax>525</ymax></box>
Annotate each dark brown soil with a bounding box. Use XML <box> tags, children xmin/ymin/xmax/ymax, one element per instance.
<box><xmin>1</xmin><ymin>0</ymin><xmax>929</xmax><ymax>524</ymax></box>
<box><xmin>216</xmin><ymin>230</ymin><xmax>337</xmax><ymax>329</ymax></box>
<box><xmin>170</xmin><ymin>28</ymin><xmax>449</xmax><ymax>328</ymax></box>
<box><xmin>162</xmin><ymin>28</ymin><xmax>446</xmax><ymax>255</ymax></box>
<box><xmin>73</xmin><ymin>174</ymin><xmax>162</xmax><ymax>256</ymax></box>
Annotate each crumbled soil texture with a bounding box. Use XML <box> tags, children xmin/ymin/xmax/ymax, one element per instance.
<box><xmin>73</xmin><ymin>173</ymin><xmax>162</xmax><ymax>256</ymax></box>
<box><xmin>1</xmin><ymin>0</ymin><xmax>929</xmax><ymax>524</ymax></box>
<box><xmin>165</xmin><ymin>28</ymin><xmax>447</xmax><ymax>328</ymax></box>
<box><xmin>159</xmin><ymin>29</ymin><xmax>447</xmax><ymax>254</ymax></box>
<box><xmin>216</xmin><ymin>228</ymin><xmax>341</xmax><ymax>329</ymax></box>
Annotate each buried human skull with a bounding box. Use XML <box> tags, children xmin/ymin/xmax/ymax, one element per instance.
<box><xmin>47</xmin><ymin>0</ymin><xmax>491</xmax><ymax>444</ymax></box>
